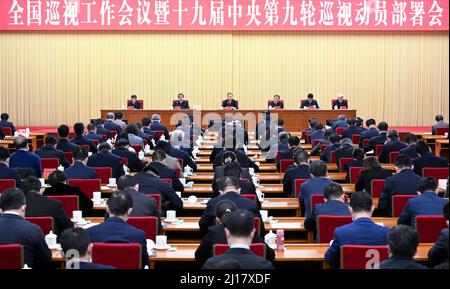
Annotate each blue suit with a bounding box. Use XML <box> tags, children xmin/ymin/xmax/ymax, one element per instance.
<box><xmin>304</xmin><ymin>200</ymin><xmax>351</xmax><ymax>232</ymax></box>
<box><xmin>341</xmin><ymin>126</ymin><xmax>364</xmax><ymax>140</ymax></box>
<box><xmin>359</xmin><ymin>127</ymin><xmax>379</xmax><ymax>147</ymax></box>
<box><xmin>412</xmin><ymin>152</ymin><xmax>449</xmax><ymax>176</ymax></box>
<box><xmin>169</xmin><ymin>147</ymin><xmax>197</xmax><ymax>171</ymax></box>
<box><xmin>104</xmin><ymin>120</ymin><xmax>122</xmax><ymax>134</ymax></box>
<box><xmin>365</xmin><ymin>132</ymin><xmax>387</xmax><ymax>152</ymax></box>
<box><xmin>150</xmin><ymin>122</ymin><xmax>170</xmax><ymax>140</ymax></box>
<box><xmin>428</xmin><ymin>228</ymin><xmax>449</xmax><ymax>267</ymax></box>
<box><xmin>0</xmin><ymin>120</ymin><xmax>15</xmax><ymax>134</ymax></box>
<box><xmin>310</xmin><ymin>130</ymin><xmax>325</xmax><ymax>145</ymax></box>
<box><xmin>9</xmin><ymin>150</ymin><xmax>42</xmax><ymax>178</ymax></box>
<box><xmin>379</xmin><ymin>169</ymin><xmax>421</xmax><ymax>216</ymax></box>
<box><xmin>320</xmin><ymin>143</ymin><xmax>341</xmax><ymax>163</ymax></box>
<box><xmin>331</xmin><ymin>119</ymin><xmax>349</xmax><ymax>130</ymax></box>
<box><xmin>282</xmin><ymin>164</ymin><xmax>311</xmax><ymax>197</ymax></box>
<box><xmin>378</xmin><ymin>139</ymin><xmax>407</xmax><ymax>163</ymax></box>
<box><xmin>299</xmin><ymin>178</ymin><xmax>337</xmax><ymax>218</ymax></box>
<box><xmin>78</xmin><ymin>262</ymin><xmax>115</xmax><ymax>269</ymax></box>
<box><xmin>325</xmin><ymin>218</ymin><xmax>390</xmax><ymax>268</ymax></box>
<box><xmin>380</xmin><ymin>256</ymin><xmax>428</xmax><ymax>269</ymax></box>
<box><xmin>87</xmin><ymin>217</ymin><xmax>149</xmax><ymax>268</ymax></box>
<box><xmin>399</xmin><ymin>144</ymin><xmax>419</xmax><ymax>159</ymax></box>
<box><xmin>86</xmin><ymin>131</ymin><xmax>104</xmax><ymax>143</ymax></box>
<box><xmin>0</xmin><ymin>163</ymin><xmax>21</xmax><ymax>186</ymax></box>
<box><xmin>397</xmin><ymin>192</ymin><xmax>448</xmax><ymax>227</ymax></box>
<box><xmin>64</xmin><ymin>161</ymin><xmax>98</xmax><ymax>180</ymax></box>
<box><xmin>57</xmin><ymin>139</ymin><xmax>79</xmax><ymax>153</ymax></box>
<box><xmin>87</xmin><ymin>151</ymin><xmax>124</xmax><ymax>178</ymax></box>
<box><xmin>71</xmin><ymin>135</ymin><xmax>98</xmax><ymax>154</ymax></box>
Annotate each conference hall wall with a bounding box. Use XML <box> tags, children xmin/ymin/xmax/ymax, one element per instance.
<box><xmin>0</xmin><ymin>31</ymin><xmax>448</xmax><ymax>127</ymax></box>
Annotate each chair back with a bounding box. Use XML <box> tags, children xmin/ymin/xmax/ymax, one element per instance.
<box><xmin>79</xmin><ymin>144</ymin><xmax>90</xmax><ymax>152</ymax></box>
<box><xmin>48</xmin><ymin>195</ymin><xmax>79</xmax><ymax>218</ymax></box>
<box><xmin>317</xmin><ymin>216</ymin><xmax>353</xmax><ymax>243</ymax></box>
<box><xmin>422</xmin><ymin>167</ymin><xmax>449</xmax><ymax>180</ymax></box>
<box><xmin>92</xmin><ymin>243</ymin><xmax>142</xmax><ymax>269</ymax></box>
<box><xmin>0</xmin><ymin>179</ymin><xmax>16</xmax><ymax>194</ymax></box>
<box><xmin>335</xmin><ymin>127</ymin><xmax>346</xmax><ymax>136</ymax></box>
<box><xmin>339</xmin><ymin>158</ymin><xmax>354</xmax><ymax>172</ymax></box>
<box><xmin>392</xmin><ymin>195</ymin><xmax>417</xmax><ymax>217</ymax></box>
<box><xmin>127</xmin><ymin>217</ymin><xmax>158</xmax><ymax>242</ymax></box>
<box><xmin>370</xmin><ymin>179</ymin><xmax>385</xmax><ymax>198</ymax></box>
<box><xmin>375</xmin><ymin>144</ymin><xmax>383</xmax><ymax>156</ymax></box>
<box><xmin>435</xmin><ymin>127</ymin><xmax>449</xmax><ymax>135</ymax></box>
<box><xmin>280</xmin><ymin>159</ymin><xmax>294</xmax><ymax>173</ymax></box>
<box><xmin>130</xmin><ymin>145</ymin><xmax>141</xmax><ymax>154</ymax></box>
<box><xmin>329</xmin><ymin>151</ymin><xmax>336</xmax><ymax>163</ymax></box>
<box><xmin>349</xmin><ymin>167</ymin><xmax>363</xmax><ymax>184</ymax></box>
<box><xmin>389</xmin><ymin>151</ymin><xmax>400</xmax><ymax>163</ymax></box>
<box><xmin>340</xmin><ymin>245</ymin><xmax>389</xmax><ymax>269</ymax></box>
<box><xmin>351</xmin><ymin>134</ymin><xmax>361</xmax><ymax>145</ymax></box>
<box><xmin>2</xmin><ymin>127</ymin><xmax>12</xmax><ymax>136</ymax></box>
<box><xmin>63</xmin><ymin>151</ymin><xmax>74</xmax><ymax>165</ymax></box>
<box><xmin>147</xmin><ymin>194</ymin><xmax>161</xmax><ymax>210</ymax></box>
<box><xmin>242</xmin><ymin>194</ymin><xmax>257</xmax><ymax>202</ymax></box>
<box><xmin>40</xmin><ymin>158</ymin><xmax>60</xmax><ymax>170</ymax></box>
<box><xmin>121</xmin><ymin>157</ymin><xmax>128</xmax><ymax>166</ymax></box>
<box><xmin>93</xmin><ymin>167</ymin><xmax>112</xmax><ymax>185</ymax></box>
<box><xmin>0</xmin><ymin>245</ymin><xmax>23</xmax><ymax>269</ymax></box>
<box><xmin>294</xmin><ymin>179</ymin><xmax>309</xmax><ymax>198</ymax></box>
<box><xmin>68</xmin><ymin>179</ymin><xmax>101</xmax><ymax>199</ymax></box>
<box><xmin>156</xmin><ymin>131</ymin><xmax>165</xmax><ymax>138</ymax></box>
<box><xmin>25</xmin><ymin>217</ymin><xmax>54</xmax><ymax>234</ymax></box>
<box><xmin>415</xmin><ymin>215</ymin><xmax>448</xmax><ymax>243</ymax></box>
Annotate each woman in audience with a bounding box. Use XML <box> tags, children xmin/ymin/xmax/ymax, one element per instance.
<box><xmin>124</xmin><ymin>123</ymin><xmax>144</xmax><ymax>151</ymax></box>
<box><xmin>355</xmin><ymin>156</ymin><xmax>393</xmax><ymax>194</ymax></box>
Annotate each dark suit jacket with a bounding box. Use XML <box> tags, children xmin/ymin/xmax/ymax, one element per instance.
<box><xmin>379</xmin><ymin>139</ymin><xmax>407</xmax><ymax>163</ymax></box>
<box><xmin>111</xmin><ymin>147</ymin><xmax>145</xmax><ymax>172</ymax></box>
<box><xmin>380</xmin><ymin>256</ymin><xmax>428</xmax><ymax>269</ymax></box>
<box><xmin>127</xmin><ymin>100</ymin><xmax>142</xmax><ymax>109</ymax></box>
<box><xmin>71</xmin><ymin>135</ymin><xmax>98</xmax><ymax>154</ymax></box>
<box><xmin>324</xmin><ymin>218</ymin><xmax>390</xmax><ymax>268</ymax></box>
<box><xmin>211</xmin><ymin>179</ymin><xmax>261</xmax><ymax>209</ymax></box>
<box><xmin>301</xmin><ymin>99</ymin><xmax>319</xmax><ymax>109</ymax></box>
<box><xmin>399</xmin><ymin>144</ymin><xmax>419</xmax><ymax>159</ymax></box>
<box><xmin>64</xmin><ymin>161</ymin><xmax>98</xmax><ymax>180</ymax></box>
<box><xmin>147</xmin><ymin>162</ymin><xmax>184</xmax><ymax>193</ymax></box>
<box><xmin>9</xmin><ymin>150</ymin><xmax>42</xmax><ymax>178</ymax></box>
<box><xmin>86</xmin><ymin>131</ymin><xmax>104</xmax><ymax>143</ymax></box>
<box><xmin>135</xmin><ymin>172</ymin><xmax>183</xmax><ymax>212</ymax></box>
<box><xmin>320</xmin><ymin>143</ymin><xmax>341</xmax><ymax>163</ymax></box>
<box><xmin>124</xmin><ymin>188</ymin><xmax>160</xmax><ymax>218</ymax></box>
<box><xmin>397</xmin><ymin>192</ymin><xmax>448</xmax><ymax>227</ymax></box>
<box><xmin>104</xmin><ymin>120</ymin><xmax>122</xmax><ymax>134</ymax></box>
<box><xmin>150</xmin><ymin>122</ymin><xmax>170</xmax><ymax>140</ymax></box>
<box><xmin>195</xmin><ymin>224</ymin><xmax>275</xmax><ymax>266</ymax></box>
<box><xmin>0</xmin><ymin>163</ymin><xmax>22</xmax><ymax>186</ymax></box>
<box><xmin>169</xmin><ymin>147</ymin><xmax>197</xmax><ymax>171</ymax></box>
<box><xmin>96</xmin><ymin>126</ymin><xmax>111</xmax><ymax>139</ymax></box>
<box><xmin>214</xmin><ymin>166</ymin><xmax>252</xmax><ymax>180</ymax></box>
<box><xmin>365</xmin><ymin>132</ymin><xmax>387</xmax><ymax>152</ymax></box>
<box><xmin>203</xmin><ymin>248</ymin><xmax>274</xmax><ymax>269</ymax></box>
<box><xmin>359</xmin><ymin>127</ymin><xmax>379</xmax><ymax>147</ymax></box>
<box><xmin>199</xmin><ymin>192</ymin><xmax>262</xmax><ymax>235</ymax></box>
<box><xmin>283</xmin><ymin>164</ymin><xmax>311</xmax><ymax>197</ymax></box>
<box><xmin>222</xmin><ymin>99</ymin><xmax>239</xmax><ymax>109</ymax></box>
<box><xmin>0</xmin><ymin>120</ymin><xmax>15</xmax><ymax>134</ymax></box>
<box><xmin>279</xmin><ymin>147</ymin><xmax>298</xmax><ymax>160</ymax></box>
<box><xmin>0</xmin><ymin>214</ymin><xmax>51</xmax><ymax>269</ymax></box>
<box><xmin>87</xmin><ymin>217</ymin><xmax>149</xmax><ymax>268</ymax></box>
<box><xmin>35</xmin><ymin>145</ymin><xmax>70</xmax><ymax>168</ymax></box>
<box><xmin>56</xmin><ymin>139</ymin><xmax>79</xmax><ymax>153</ymax></box>
<box><xmin>412</xmin><ymin>152</ymin><xmax>449</xmax><ymax>176</ymax></box>
<box><xmin>24</xmin><ymin>191</ymin><xmax>74</xmax><ymax>236</ymax></box>
<box><xmin>342</xmin><ymin>126</ymin><xmax>364</xmax><ymax>140</ymax></box>
<box><xmin>334</xmin><ymin>144</ymin><xmax>354</xmax><ymax>169</ymax></box>
<box><xmin>43</xmin><ymin>183</ymin><xmax>93</xmax><ymax>213</ymax></box>
<box><xmin>173</xmin><ymin>100</ymin><xmax>190</xmax><ymax>109</ymax></box>
<box><xmin>355</xmin><ymin>167</ymin><xmax>392</xmax><ymax>194</ymax></box>
<box><xmin>304</xmin><ymin>200</ymin><xmax>351</xmax><ymax>232</ymax></box>
<box><xmin>213</xmin><ymin>149</ymin><xmax>251</xmax><ymax>169</ymax></box>
<box><xmin>333</xmin><ymin>99</ymin><xmax>348</xmax><ymax>109</ymax></box>
<box><xmin>87</xmin><ymin>151</ymin><xmax>124</xmax><ymax>178</ymax></box>
<box><xmin>378</xmin><ymin>169</ymin><xmax>421</xmax><ymax>216</ymax></box>
<box><xmin>331</xmin><ymin>120</ymin><xmax>349</xmax><ymax>130</ymax></box>
<box><xmin>428</xmin><ymin>228</ymin><xmax>449</xmax><ymax>267</ymax></box>
<box><xmin>268</xmin><ymin>100</ymin><xmax>284</xmax><ymax>109</ymax></box>
<box><xmin>300</xmin><ymin>178</ymin><xmax>337</xmax><ymax>218</ymax></box>
<box><xmin>78</xmin><ymin>262</ymin><xmax>115</xmax><ymax>269</ymax></box>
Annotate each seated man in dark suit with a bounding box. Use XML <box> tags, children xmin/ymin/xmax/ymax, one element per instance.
<box><xmin>365</xmin><ymin>121</ymin><xmax>389</xmax><ymax>152</ymax></box>
<box><xmin>398</xmin><ymin>177</ymin><xmax>448</xmax><ymax>227</ymax></box>
<box><xmin>0</xmin><ymin>147</ymin><xmax>22</xmax><ymax>186</ymax></box>
<box><xmin>85</xmin><ymin>123</ymin><xmax>104</xmax><ymax>144</ymax></box>
<box><xmin>197</xmin><ymin>201</ymin><xmax>275</xmax><ymax>267</ymax></box>
<box><xmin>147</xmin><ymin>150</ymin><xmax>184</xmax><ymax>193</ymax></box>
<box><xmin>169</xmin><ymin>131</ymin><xmax>198</xmax><ymax>171</ymax></box>
<box><xmin>150</xmin><ymin>114</ymin><xmax>170</xmax><ymax>140</ymax></box>
<box><xmin>343</xmin><ymin>148</ymin><xmax>365</xmax><ymax>183</ymax></box>
<box><xmin>199</xmin><ymin>177</ymin><xmax>263</xmax><ymax>236</ymax></box>
<box><xmin>213</xmin><ymin>152</ymin><xmax>252</xmax><ymax>181</ymax></box>
<box><xmin>379</xmin><ymin>154</ymin><xmax>421</xmax><ymax>216</ymax></box>
<box><xmin>202</xmin><ymin>209</ymin><xmax>274</xmax><ymax>269</ymax></box>
<box><xmin>399</xmin><ymin>134</ymin><xmax>419</xmax><ymax>159</ymax></box>
<box><xmin>380</xmin><ymin>225</ymin><xmax>428</xmax><ymax>269</ymax></box>
<box><xmin>221</xmin><ymin>92</ymin><xmax>239</xmax><ymax>110</ymax></box>
<box><xmin>412</xmin><ymin>141</ymin><xmax>449</xmax><ymax>176</ymax></box>
<box><xmin>56</xmin><ymin>124</ymin><xmax>79</xmax><ymax>153</ymax></box>
<box><xmin>332</xmin><ymin>94</ymin><xmax>348</xmax><ymax>109</ymax></box>
<box><xmin>0</xmin><ymin>112</ymin><xmax>16</xmax><ymax>134</ymax></box>
<box><xmin>60</xmin><ymin>228</ymin><xmax>114</xmax><ymax>269</ymax></box>
<box><xmin>300</xmin><ymin>93</ymin><xmax>319</xmax><ymax>109</ymax></box>
<box><xmin>141</xmin><ymin>117</ymin><xmax>159</xmax><ymax>143</ymax></box>
<box><xmin>21</xmin><ymin>177</ymin><xmax>74</xmax><ymax>236</ymax></box>
<box><xmin>359</xmin><ymin>119</ymin><xmax>379</xmax><ymax>148</ymax></box>
<box><xmin>71</xmin><ymin>122</ymin><xmax>97</xmax><ymax>154</ymax></box>
<box><xmin>310</xmin><ymin>129</ymin><xmax>334</xmax><ymax>156</ymax></box>
<box><xmin>428</xmin><ymin>202</ymin><xmax>449</xmax><ymax>267</ymax></box>
<box><xmin>0</xmin><ymin>188</ymin><xmax>51</xmax><ymax>268</ymax></box>
<box><xmin>331</xmin><ymin>114</ymin><xmax>349</xmax><ymax>131</ymax></box>
<box><xmin>355</xmin><ymin>157</ymin><xmax>392</xmax><ymax>194</ymax></box>
<box><xmin>87</xmin><ymin>191</ymin><xmax>149</xmax><ymax>268</ymax></box>
<box><xmin>35</xmin><ymin>136</ymin><xmax>70</xmax><ymax>168</ymax></box>
<box><xmin>94</xmin><ymin>118</ymin><xmax>111</xmax><ymax>139</ymax></box>
<box><xmin>310</xmin><ymin>123</ymin><xmax>325</xmax><ymax>146</ymax></box>
<box><xmin>44</xmin><ymin>170</ymin><xmax>93</xmax><ymax>214</ymax></box>
<box><xmin>87</xmin><ymin>142</ymin><xmax>124</xmax><ymax>179</ymax></box>
<box><xmin>172</xmin><ymin>93</ymin><xmax>190</xmax><ymax>109</ymax></box>
<box><xmin>135</xmin><ymin>165</ymin><xmax>183</xmax><ymax>213</ymax></box>
<box><xmin>320</xmin><ymin>133</ymin><xmax>341</xmax><ymax>163</ymax></box>
<box><xmin>64</xmin><ymin>148</ymin><xmax>98</xmax><ymax>180</ymax></box>
<box><xmin>104</xmin><ymin>113</ymin><xmax>122</xmax><ymax>135</ymax></box>
<box><xmin>279</xmin><ymin>136</ymin><xmax>300</xmax><ymax>160</ymax></box>
<box><xmin>304</xmin><ymin>183</ymin><xmax>351</xmax><ymax>232</ymax></box>
<box><xmin>277</xmin><ymin>131</ymin><xmax>290</xmax><ymax>152</ymax></box>
<box><xmin>283</xmin><ymin>150</ymin><xmax>311</xmax><ymax>197</ymax></box>
<box><xmin>379</xmin><ymin>130</ymin><xmax>407</xmax><ymax>163</ymax></box>
<box><xmin>342</xmin><ymin>118</ymin><xmax>364</xmax><ymax>140</ymax></box>
<box><xmin>325</xmin><ymin>191</ymin><xmax>390</xmax><ymax>268</ymax></box>
<box><xmin>111</xmin><ymin>138</ymin><xmax>145</xmax><ymax>172</ymax></box>
<box><xmin>432</xmin><ymin>114</ymin><xmax>449</xmax><ymax>135</ymax></box>
<box><xmin>334</xmin><ymin>138</ymin><xmax>355</xmax><ymax>170</ymax></box>
<box><xmin>268</xmin><ymin>94</ymin><xmax>284</xmax><ymax>109</ymax></box>
<box><xmin>127</xmin><ymin>94</ymin><xmax>142</xmax><ymax>109</ymax></box>
<box><xmin>9</xmin><ymin>136</ymin><xmax>42</xmax><ymax>178</ymax></box>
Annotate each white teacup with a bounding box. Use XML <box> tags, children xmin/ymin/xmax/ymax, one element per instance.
<box><xmin>166</xmin><ymin>210</ymin><xmax>176</xmax><ymax>221</ymax></box>
<box><xmin>72</xmin><ymin>210</ymin><xmax>83</xmax><ymax>222</ymax></box>
<box><xmin>249</xmin><ymin>168</ymin><xmax>255</xmax><ymax>176</ymax></box>
<box><xmin>260</xmin><ymin>210</ymin><xmax>269</xmax><ymax>222</ymax></box>
<box><xmin>39</xmin><ymin>178</ymin><xmax>45</xmax><ymax>187</ymax></box>
<box><xmin>175</xmin><ymin>191</ymin><xmax>182</xmax><ymax>198</ymax></box>
<box><xmin>187</xmin><ymin>195</ymin><xmax>198</xmax><ymax>204</ymax></box>
<box><xmin>108</xmin><ymin>178</ymin><xmax>116</xmax><ymax>186</ymax></box>
<box><xmin>93</xmin><ymin>192</ymin><xmax>102</xmax><ymax>201</ymax></box>
<box><xmin>155</xmin><ymin>235</ymin><xmax>167</xmax><ymax>248</ymax></box>
<box><xmin>179</xmin><ymin>178</ymin><xmax>186</xmax><ymax>186</ymax></box>
<box><xmin>256</xmin><ymin>190</ymin><xmax>265</xmax><ymax>202</ymax></box>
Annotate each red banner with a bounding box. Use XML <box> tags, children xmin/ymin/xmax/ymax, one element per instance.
<box><xmin>0</xmin><ymin>0</ymin><xmax>448</xmax><ymax>30</ymax></box>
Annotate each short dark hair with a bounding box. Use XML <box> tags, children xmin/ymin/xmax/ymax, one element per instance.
<box><xmin>131</xmin><ymin>95</ymin><xmax>137</xmax><ymax>99</ymax></box>
<box><xmin>114</xmin><ymin>112</ymin><xmax>123</xmax><ymax>119</ymax></box>
<box><xmin>1</xmin><ymin>113</ymin><xmax>9</xmax><ymax>121</ymax></box>
<box><xmin>307</xmin><ymin>93</ymin><xmax>314</xmax><ymax>99</ymax></box>
<box><xmin>352</xmin><ymin>148</ymin><xmax>365</xmax><ymax>160</ymax></box>
<box><xmin>365</xmin><ymin>119</ymin><xmax>376</xmax><ymax>127</ymax></box>
<box><xmin>58</xmin><ymin>124</ymin><xmax>70</xmax><ymax>138</ymax></box>
<box><xmin>222</xmin><ymin>151</ymin><xmax>237</xmax><ymax>165</ymax></box>
<box><xmin>435</xmin><ymin>115</ymin><xmax>444</xmax><ymax>122</ymax></box>
<box><xmin>217</xmin><ymin>176</ymin><xmax>239</xmax><ymax>192</ymax></box>
<box><xmin>404</xmin><ymin>134</ymin><xmax>418</xmax><ymax>144</ymax></box>
<box><xmin>350</xmin><ymin>191</ymin><xmax>373</xmax><ymax>213</ymax></box>
<box><xmin>309</xmin><ymin>119</ymin><xmax>318</xmax><ymax>129</ymax></box>
<box><xmin>20</xmin><ymin>176</ymin><xmax>41</xmax><ymax>193</ymax></box>
<box><xmin>98</xmin><ymin>142</ymin><xmax>111</xmax><ymax>151</ymax></box>
<box><xmin>329</xmin><ymin>133</ymin><xmax>341</xmax><ymax>144</ymax></box>
<box><xmin>277</xmin><ymin>118</ymin><xmax>284</xmax><ymax>127</ymax></box>
<box><xmin>378</xmin><ymin>121</ymin><xmax>389</xmax><ymax>131</ymax></box>
<box><xmin>73</xmin><ymin>147</ymin><xmax>88</xmax><ymax>161</ymax></box>
<box><xmin>395</xmin><ymin>154</ymin><xmax>411</xmax><ymax>169</ymax></box>
<box><xmin>294</xmin><ymin>150</ymin><xmax>309</xmax><ymax>165</ymax></box>
<box><xmin>107</xmin><ymin>190</ymin><xmax>133</xmax><ymax>216</ymax></box>
<box><xmin>60</xmin><ymin>228</ymin><xmax>91</xmax><ymax>257</ymax></box>
<box><xmin>355</xmin><ymin>117</ymin><xmax>364</xmax><ymax>127</ymax></box>
<box><xmin>141</xmin><ymin>117</ymin><xmax>151</xmax><ymax>127</ymax></box>
<box><xmin>348</xmin><ymin>118</ymin><xmax>357</xmax><ymax>126</ymax></box>
<box><xmin>223</xmin><ymin>162</ymin><xmax>242</xmax><ymax>179</ymax></box>
<box><xmin>94</xmin><ymin>118</ymin><xmax>104</xmax><ymax>126</ymax></box>
<box><xmin>324</xmin><ymin>183</ymin><xmax>344</xmax><ymax>200</ymax></box>
<box><xmin>315</xmin><ymin>123</ymin><xmax>324</xmax><ymax>130</ymax></box>
<box><xmin>155</xmin><ymin>140</ymin><xmax>171</xmax><ymax>154</ymax></box>
<box><xmin>223</xmin><ymin>209</ymin><xmax>254</xmax><ymax>238</ymax></box>
<box><xmin>74</xmin><ymin>122</ymin><xmax>84</xmax><ymax>136</ymax></box>
<box><xmin>48</xmin><ymin>170</ymin><xmax>66</xmax><ymax>186</ymax></box>
<box><xmin>45</xmin><ymin>136</ymin><xmax>57</xmax><ymax>146</ymax></box>
<box><xmin>125</xmin><ymin>123</ymin><xmax>140</xmax><ymax>136</ymax></box>
<box><xmin>0</xmin><ymin>147</ymin><xmax>10</xmax><ymax>161</ymax></box>
<box><xmin>388</xmin><ymin>225</ymin><xmax>420</xmax><ymax>258</ymax></box>
<box><xmin>310</xmin><ymin>160</ymin><xmax>327</xmax><ymax>177</ymax></box>
<box><xmin>117</xmin><ymin>175</ymin><xmax>138</xmax><ymax>190</ymax></box>
<box><xmin>215</xmin><ymin>200</ymin><xmax>237</xmax><ymax>221</ymax></box>
<box><xmin>152</xmin><ymin>150</ymin><xmax>166</xmax><ymax>162</ymax></box>
<box><xmin>87</xmin><ymin>123</ymin><xmax>96</xmax><ymax>132</ymax></box>
<box><xmin>417</xmin><ymin>176</ymin><xmax>437</xmax><ymax>193</ymax></box>
<box><xmin>0</xmin><ymin>188</ymin><xmax>26</xmax><ymax>211</ymax></box>
<box><xmin>279</xmin><ymin>131</ymin><xmax>289</xmax><ymax>141</ymax></box>
<box><xmin>288</xmin><ymin>136</ymin><xmax>300</xmax><ymax>147</ymax></box>
<box><xmin>115</xmin><ymin>138</ymin><xmax>130</xmax><ymax>148</ymax></box>
<box><xmin>415</xmin><ymin>141</ymin><xmax>431</xmax><ymax>155</ymax></box>
<box><xmin>14</xmin><ymin>136</ymin><xmax>28</xmax><ymax>150</ymax></box>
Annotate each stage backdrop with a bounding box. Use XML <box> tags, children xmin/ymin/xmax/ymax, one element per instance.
<box><xmin>0</xmin><ymin>30</ymin><xmax>448</xmax><ymax>126</ymax></box>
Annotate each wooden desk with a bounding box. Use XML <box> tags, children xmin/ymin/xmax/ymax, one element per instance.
<box><xmin>185</xmin><ymin>172</ymin><xmax>346</xmax><ymax>183</ymax></box>
<box><xmin>435</xmin><ymin>139</ymin><xmax>449</xmax><ymax>160</ymax></box>
<box><xmin>197</xmin><ymin>163</ymin><xmax>277</xmax><ymax>172</ymax></box>
<box><xmin>100</xmin><ymin>109</ymin><xmax>356</xmax><ymax>132</ymax></box>
<box><xmin>29</xmin><ymin>132</ymin><xmax>47</xmax><ymax>149</ymax></box>
<box><xmin>1</xmin><ymin>135</ymin><xmax>38</xmax><ymax>152</ymax></box>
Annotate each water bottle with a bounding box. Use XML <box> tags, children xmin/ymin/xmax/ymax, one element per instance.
<box><xmin>276</xmin><ymin>230</ymin><xmax>285</xmax><ymax>252</ymax></box>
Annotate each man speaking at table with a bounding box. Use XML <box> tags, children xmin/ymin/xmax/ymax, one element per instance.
<box><xmin>127</xmin><ymin>95</ymin><xmax>142</xmax><ymax>109</ymax></box>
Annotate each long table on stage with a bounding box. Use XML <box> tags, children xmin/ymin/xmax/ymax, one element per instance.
<box><xmin>100</xmin><ymin>109</ymin><xmax>357</xmax><ymax>131</ymax></box>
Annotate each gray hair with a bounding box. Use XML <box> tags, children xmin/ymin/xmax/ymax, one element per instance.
<box><xmin>106</xmin><ymin>112</ymin><xmax>115</xmax><ymax>120</ymax></box>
